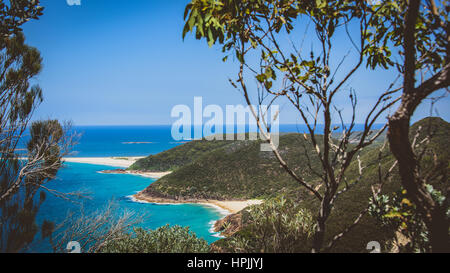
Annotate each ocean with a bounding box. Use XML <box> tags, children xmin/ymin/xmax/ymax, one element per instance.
<box><xmin>28</xmin><ymin>124</ymin><xmax>384</xmax><ymax>252</ymax></box>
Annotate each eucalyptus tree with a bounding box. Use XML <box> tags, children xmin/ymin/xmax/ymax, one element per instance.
<box><xmin>380</xmin><ymin>0</ymin><xmax>449</xmax><ymax>252</ymax></box>
<box><xmin>182</xmin><ymin>0</ymin><xmax>448</xmax><ymax>252</ymax></box>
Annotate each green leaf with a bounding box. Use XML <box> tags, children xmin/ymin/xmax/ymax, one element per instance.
<box><xmin>256</xmin><ymin>74</ymin><xmax>266</xmax><ymax>83</ymax></box>
<box><xmin>183</xmin><ymin>3</ymin><xmax>192</xmax><ymax>20</ymax></box>
<box><xmin>207</xmin><ymin>28</ymin><xmax>214</xmax><ymax>47</ymax></box>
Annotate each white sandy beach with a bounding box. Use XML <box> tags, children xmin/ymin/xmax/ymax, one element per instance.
<box><xmin>63</xmin><ymin>157</ymin><xmax>144</xmax><ymax>168</ymax></box>
<box><xmin>201</xmin><ymin>200</ymin><xmax>263</xmax><ymax>214</ymax></box>
<box><xmin>63</xmin><ymin>157</ymin><xmax>172</xmax><ymax>179</ymax></box>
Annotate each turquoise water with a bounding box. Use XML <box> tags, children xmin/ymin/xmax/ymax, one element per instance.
<box><xmin>31</xmin><ymin>162</ymin><xmax>227</xmax><ymax>252</ymax></box>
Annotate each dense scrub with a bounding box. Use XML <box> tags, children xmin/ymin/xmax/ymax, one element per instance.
<box><xmin>100</xmin><ymin>225</ymin><xmax>210</xmax><ymax>253</ymax></box>
<box><xmin>213</xmin><ymin>118</ymin><xmax>449</xmax><ymax>252</ymax></box>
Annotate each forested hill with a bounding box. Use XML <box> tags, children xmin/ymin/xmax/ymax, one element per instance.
<box><xmin>139</xmin><ymin>134</ymin><xmax>320</xmax><ymax>201</ymax></box>
<box><xmin>129</xmin><ymin>140</ymin><xmax>232</xmax><ymax>172</ymax></box>
<box><xmin>135</xmin><ymin>117</ymin><xmax>449</xmax><ymax>202</ymax></box>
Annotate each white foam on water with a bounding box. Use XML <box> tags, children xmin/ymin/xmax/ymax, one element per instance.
<box><xmin>126</xmin><ymin>195</ymin><xmax>150</xmax><ymax>204</ymax></box>
<box><xmin>209</xmin><ymin>220</ymin><xmax>225</xmax><ymax>238</ymax></box>
<box><xmin>199</xmin><ymin>203</ymin><xmax>230</xmax><ymax>217</ymax></box>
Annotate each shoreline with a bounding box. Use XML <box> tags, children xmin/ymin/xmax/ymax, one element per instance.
<box><xmin>99</xmin><ymin>169</ymin><xmax>172</xmax><ymax>179</ymax></box>
<box><xmin>64</xmin><ymin>157</ymin><xmax>172</xmax><ymax>179</ymax></box>
<box><xmin>133</xmin><ymin>192</ymin><xmax>263</xmax><ymax>214</ymax></box>
<box><xmin>63</xmin><ymin>156</ymin><xmax>145</xmax><ymax>168</ymax></box>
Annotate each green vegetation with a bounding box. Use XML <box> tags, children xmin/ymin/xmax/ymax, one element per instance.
<box><xmin>215</xmin><ymin>197</ymin><xmax>316</xmax><ymax>253</ymax></box>
<box><xmin>100</xmin><ymin>225</ymin><xmax>210</xmax><ymax>253</ymax></box>
<box><xmin>133</xmin><ymin>118</ymin><xmax>449</xmax><ymax>252</ymax></box>
<box><xmin>369</xmin><ymin>185</ymin><xmax>447</xmax><ymax>253</ymax></box>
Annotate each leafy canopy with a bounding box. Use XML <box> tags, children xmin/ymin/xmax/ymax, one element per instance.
<box><xmin>183</xmin><ymin>0</ymin><xmax>447</xmax><ymax>72</ymax></box>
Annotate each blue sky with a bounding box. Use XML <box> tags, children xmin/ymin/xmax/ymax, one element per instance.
<box><xmin>22</xmin><ymin>0</ymin><xmax>449</xmax><ymax>125</ymax></box>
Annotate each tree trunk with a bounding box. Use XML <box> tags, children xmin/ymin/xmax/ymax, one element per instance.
<box><xmin>387</xmin><ymin>0</ymin><xmax>450</xmax><ymax>253</ymax></box>
<box><xmin>312</xmin><ymin>197</ymin><xmax>332</xmax><ymax>253</ymax></box>
<box><xmin>388</xmin><ymin>111</ymin><xmax>450</xmax><ymax>253</ymax></box>
<box><xmin>312</xmin><ymin>220</ymin><xmax>325</xmax><ymax>253</ymax></box>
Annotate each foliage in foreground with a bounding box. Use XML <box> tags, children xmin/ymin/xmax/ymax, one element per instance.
<box><xmin>0</xmin><ymin>1</ymin><xmax>76</xmax><ymax>253</ymax></box>
<box><xmin>369</xmin><ymin>185</ymin><xmax>449</xmax><ymax>253</ymax></box>
<box><xmin>43</xmin><ymin>202</ymin><xmax>138</xmax><ymax>253</ymax></box>
<box><xmin>100</xmin><ymin>225</ymin><xmax>210</xmax><ymax>253</ymax></box>
<box><xmin>214</xmin><ymin>197</ymin><xmax>316</xmax><ymax>253</ymax></box>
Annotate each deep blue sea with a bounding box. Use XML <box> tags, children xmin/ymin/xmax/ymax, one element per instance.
<box><xmin>68</xmin><ymin>125</ymin><xmax>181</xmax><ymax>157</ymax></box>
<box><xmin>29</xmin><ymin>124</ymin><xmax>384</xmax><ymax>252</ymax></box>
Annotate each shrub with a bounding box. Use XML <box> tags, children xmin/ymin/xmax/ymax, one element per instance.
<box><xmin>369</xmin><ymin>185</ymin><xmax>448</xmax><ymax>253</ymax></box>
<box><xmin>100</xmin><ymin>225</ymin><xmax>210</xmax><ymax>253</ymax></box>
<box><xmin>221</xmin><ymin>197</ymin><xmax>316</xmax><ymax>253</ymax></box>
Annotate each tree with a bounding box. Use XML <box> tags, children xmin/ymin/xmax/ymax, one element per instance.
<box><xmin>183</xmin><ymin>0</ymin><xmax>401</xmax><ymax>252</ymax></box>
<box><xmin>0</xmin><ymin>119</ymin><xmax>75</xmax><ymax>252</ymax></box>
<box><xmin>380</xmin><ymin>0</ymin><xmax>449</xmax><ymax>252</ymax></box>
<box><xmin>220</xmin><ymin>197</ymin><xmax>316</xmax><ymax>253</ymax></box>
<box><xmin>0</xmin><ymin>1</ymin><xmax>77</xmax><ymax>252</ymax></box>
<box><xmin>0</xmin><ymin>0</ymin><xmax>44</xmax><ymax>38</ymax></box>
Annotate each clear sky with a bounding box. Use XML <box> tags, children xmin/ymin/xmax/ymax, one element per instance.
<box><xmin>22</xmin><ymin>0</ymin><xmax>449</xmax><ymax>126</ymax></box>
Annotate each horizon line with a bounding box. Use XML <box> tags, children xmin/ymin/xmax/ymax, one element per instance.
<box><xmin>69</xmin><ymin>123</ymin><xmax>387</xmax><ymax>127</ymax></box>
